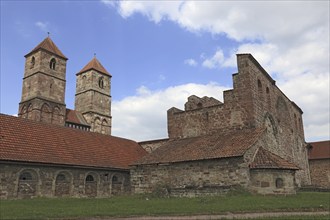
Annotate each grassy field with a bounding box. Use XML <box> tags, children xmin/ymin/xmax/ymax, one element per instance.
<box><xmin>0</xmin><ymin>192</ymin><xmax>329</xmax><ymax>219</ymax></box>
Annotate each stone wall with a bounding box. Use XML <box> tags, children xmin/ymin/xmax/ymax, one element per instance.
<box><xmin>75</xmin><ymin>69</ymin><xmax>112</xmax><ymax>135</ymax></box>
<box><xmin>0</xmin><ymin>162</ymin><xmax>130</xmax><ymax>199</ymax></box>
<box><xmin>19</xmin><ymin>48</ymin><xmax>67</xmax><ymax>126</ymax></box>
<box><xmin>309</xmin><ymin>159</ymin><xmax>330</xmax><ymax>189</ymax></box>
<box><xmin>131</xmin><ymin>157</ymin><xmax>249</xmax><ymax>196</ymax></box>
<box><xmin>166</xmin><ymin>54</ymin><xmax>310</xmax><ymax>186</ymax></box>
<box><xmin>249</xmin><ymin>169</ymin><xmax>296</xmax><ymax>194</ymax></box>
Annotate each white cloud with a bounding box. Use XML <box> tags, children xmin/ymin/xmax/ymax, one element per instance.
<box><xmin>202</xmin><ymin>49</ymin><xmax>225</xmax><ymax>69</ymax></box>
<box><xmin>112</xmin><ymin>83</ymin><xmax>228</xmax><ymax>141</ymax></box>
<box><xmin>105</xmin><ymin>1</ymin><xmax>328</xmax><ymax>42</ymax></box>
<box><xmin>35</xmin><ymin>21</ymin><xmax>49</xmax><ymax>32</ymax></box>
<box><xmin>184</xmin><ymin>58</ymin><xmax>197</xmax><ymax>66</ymax></box>
<box><xmin>105</xmin><ymin>1</ymin><xmax>329</xmax><ymax>141</ymax></box>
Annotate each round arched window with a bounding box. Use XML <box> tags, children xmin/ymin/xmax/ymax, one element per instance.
<box><xmin>19</xmin><ymin>172</ymin><xmax>33</xmax><ymax>181</ymax></box>
<box><xmin>98</xmin><ymin>77</ymin><xmax>104</xmax><ymax>89</ymax></box>
<box><xmin>50</xmin><ymin>58</ymin><xmax>56</xmax><ymax>70</ymax></box>
<box><xmin>86</xmin><ymin>175</ymin><xmax>94</xmax><ymax>182</ymax></box>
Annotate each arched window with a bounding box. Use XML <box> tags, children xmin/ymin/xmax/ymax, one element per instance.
<box><xmin>86</xmin><ymin>175</ymin><xmax>94</xmax><ymax>182</ymax></box>
<box><xmin>56</xmin><ymin>174</ymin><xmax>66</xmax><ymax>182</ymax></box>
<box><xmin>275</xmin><ymin>178</ymin><xmax>284</xmax><ymax>188</ymax></box>
<box><xmin>82</xmin><ymin>75</ymin><xmax>87</xmax><ymax>89</ymax></box>
<box><xmin>19</xmin><ymin>172</ymin><xmax>33</xmax><ymax>181</ymax></box>
<box><xmin>30</xmin><ymin>56</ymin><xmax>35</xmax><ymax>69</ymax></box>
<box><xmin>98</xmin><ymin>77</ymin><xmax>104</xmax><ymax>89</ymax></box>
<box><xmin>50</xmin><ymin>58</ymin><xmax>56</xmax><ymax>70</ymax></box>
<box><xmin>27</xmin><ymin>104</ymin><xmax>33</xmax><ymax>119</ymax></box>
<box><xmin>112</xmin><ymin>175</ymin><xmax>118</xmax><ymax>183</ymax></box>
<box><xmin>41</xmin><ymin>103</ymin><xmax>51</xmax><ymax>123</ymax></box>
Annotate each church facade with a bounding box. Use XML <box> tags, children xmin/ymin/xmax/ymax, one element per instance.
<box><xmin>0</xmin><ymin>37</ymin><xmax>313</xmax><ymax>199</ymax></box>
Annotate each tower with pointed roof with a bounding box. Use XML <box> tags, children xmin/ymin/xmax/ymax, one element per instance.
<box><xmin>75</xmin><ymin>57</ymin><xmax>112</xmax><ymax>135</ymax></box>
<box><xmin>18</xmin><ymin>36</ymin><xmax>68</xmax><ymax>126</ymax></box>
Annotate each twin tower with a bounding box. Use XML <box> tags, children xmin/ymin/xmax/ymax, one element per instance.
<box><xmin>18</xmin><ymin>36</ymin><xmax>112</xmax><ymax>135</ymax></box>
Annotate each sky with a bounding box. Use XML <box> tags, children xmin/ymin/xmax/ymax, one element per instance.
<box><xmin>0</xmin><ymin>1</ymin><xmax>329</xmax><ymax>142</ymax></box>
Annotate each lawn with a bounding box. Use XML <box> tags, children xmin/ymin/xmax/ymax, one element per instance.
<box><xmin>0</xmin><ymin>192</ymin><xmax>329</xmax><ymax>219</ymax></box>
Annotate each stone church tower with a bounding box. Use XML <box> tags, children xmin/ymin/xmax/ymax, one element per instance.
<box><xmin>75</xmin><ymin>57</ymin><xmax>112</xmax><ymax>135</ymax></box>
<box><xmin>18</xmin><ymin>37</ymin><xmax>67</xmax><ymax>126</ymax></box>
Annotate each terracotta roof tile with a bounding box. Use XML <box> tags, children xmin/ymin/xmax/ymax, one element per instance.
<box><xmin>308</xmin><ymin>141</ymin><xmax>330</xmax><ymax>160</ymax></box>
<box><xmin>0</xmin><ymin>114</ymin><xmax>147</xmax><ymax>169</ymax></box>
<box><xmin>134</xmin><ymin>128</ymin><xmax>265</xmax><ymax>165</ymax></box>
<box><xmin>65</xmin><ymin>109</ymin><xmax>89</xmax><ymax>126</ymax></box>
<box><xmin>25</xmin><ymin>37</ymin><xmax>67</xmax><ymax>60</ymax></box>
<box><xmin>250</xmin><ymin>147</ymin><xmax>299</xmax><ymax>170</ymax></box>
<box><xmin>77</xmin><ymin>57</ymin><xmax>111</xmax><ymax>76</ymax></box>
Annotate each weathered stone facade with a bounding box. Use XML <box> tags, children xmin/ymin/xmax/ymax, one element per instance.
<box><xmin>132</xmin><ymin>54</ymin><xmax>310</xmax><ymax>196</ymax></box>
<box><xmin>309</xmin><ymin>159</ymin><xmax>330</xmax><ymax>189</ymax></box>
<box><xmin>249</xmin><ymin>169</ymin><xmax>296</xmax><ymax>194</ymax></box>
<box><xmin>75</xmin><ymin>58</ymin><xmax>112</xmax><ymax>135</ymax></box>
<box><xmin>131</xmin><ymin>157</ymin><xmax>249</xmax><ymax>195</ymax></box>
<box><xmin>0</xmin><ymin>162</ymin><xmax>130</xmax><ymax>199</ymax></box>
<box><xmin>18</xmin><ymin>37</ymin><xmax>112</xmax><ymax>136</ymax></box>
<box><xmin>18</xmin><ymin>39</ymin><xmax>67</xmax><ymax>126</ymax></box>
<box><xmin>166</xmin><ymin>54</ymin><xmax>310</xmax><ymax>186</ymax></box>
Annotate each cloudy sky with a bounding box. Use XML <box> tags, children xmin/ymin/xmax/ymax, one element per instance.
<box><xmin>1</xmin><ymin>1</ymin><xmax>329</xmax><ymax>142</ymax></box>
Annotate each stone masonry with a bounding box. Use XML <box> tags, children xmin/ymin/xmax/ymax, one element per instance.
<box><xmin>0</xmin><ymin>162</ymin><xmax>130</xmax><ymax>199</ymax></box>
<box><xmin>166</xmin><ymin>54</ymin><xmax>310</xmax><ymax>186</ymax></box>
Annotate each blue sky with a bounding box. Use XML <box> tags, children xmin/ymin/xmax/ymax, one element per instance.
<box><xmin>1</xmin><ymin>1</ymin><xmax>329</xmax><ymax>142</ymax></box>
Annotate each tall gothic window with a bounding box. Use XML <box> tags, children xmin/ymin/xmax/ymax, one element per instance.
<box><xmin>50</xmin><ymin>58</ymin><xmax>56</xmax><ymax>70</ymax></box>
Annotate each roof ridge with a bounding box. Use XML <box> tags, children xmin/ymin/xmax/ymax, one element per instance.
<box><xmin>77</xmin><ymin>57</ymin><xmax>111</xmax><ymax>76</ymax></box>
<box><xmin>25</xmin><ymin>37</ymin><xmax>67</xmax><ymax>60</ymax></box>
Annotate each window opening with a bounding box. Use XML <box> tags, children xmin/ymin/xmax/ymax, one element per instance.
<box><xmin>50</xmin><ymin>58</ymin><xmax>56</xmax><ymax>70</ymax></box>
<box><xmin>56</xmin><ymin>174</ymin><xmax>66</xmax><ymax>182</ymax></box>
<box><xmin>86</xmin><ymin>175</ymin><xmax>94</xmax><ymax>182</ymax></box>
<box><xmin>98</xmin><ymin>77</ymin><xmax>104</xmax><ymax>89</ymax></box>
<box><xmin>112</xmin><ymin>175</ymin><xmax>118</xmax><ymax>183</ymax></box>
<box><xmin>19</xmin><ymin>172</ymin><xmax>33</xmax><ymax>181</ymax></box>
<box><xmin>30</xmin><ymin>56</ymin><xmax>35</xmax><ymax>69</ymax></box>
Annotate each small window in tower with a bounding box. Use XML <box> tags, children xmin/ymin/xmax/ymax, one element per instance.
<box><xmin>50</xmin><ymin>58</ymin><xmax>56</xmax><ymax>70</ymax></box>
<box><xmin>30</xmin><ymin>56</ymin><xmax>35</xmax><ymax>69</ymax></box>
<box><xmin>98</xmin><ymin>77</ymin><xmax>104</xmax><ymax>89</ymax></box>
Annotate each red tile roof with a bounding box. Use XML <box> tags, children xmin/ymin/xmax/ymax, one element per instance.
<box><xmin>249</xmin><ymin>147</ymin><xmax>299</xmax><ymax>170</ymax></box>
<box><xmin>0</xmin><ymin>114</ymin><xmax>147</xmax><ymax>169</ymax></box>
<box><xmin>65</xmin><ymin>109</ymin><xmax>89</xmax><ymax>126</ymax></box>
<box><xmin>134</xmin><ymin>128</ymin><xmax>265</xmax><ymax>165</ymax></box>
<box><xmin>308</xmin><ymin>141</ymin><xmax>330</xmax><ymax>160</ymax></box>
<box><xmin>77</xmin><ymin>57</ymin><xmax>111</xmax><ymax>76</ymax></box>
<box><xmin>25</xmin><ymin>37</ymin><xmax>67</xmax><ymax>60</ymax></box>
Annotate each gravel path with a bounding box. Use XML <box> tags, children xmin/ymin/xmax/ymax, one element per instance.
<box><xmin>84</xmin><ymin>211</ymin><xmax>329</xmax><ymax>220</ymax></box>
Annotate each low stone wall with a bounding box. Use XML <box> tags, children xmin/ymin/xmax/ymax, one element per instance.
<box><xmin>131</xmin><ymin>157</ymin><xmax>249</xmax><ymax>196</ymax></box>
<box><xmin>0</xmin><ymin>162</ymin><xmax>130</xmax><ymax>199</ymax></box>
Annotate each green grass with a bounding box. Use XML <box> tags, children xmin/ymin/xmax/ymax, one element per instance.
<box><xmin>0</xmin><ymin>192</ymin><xmax>329</xmax><ymax>219</ymax></box>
